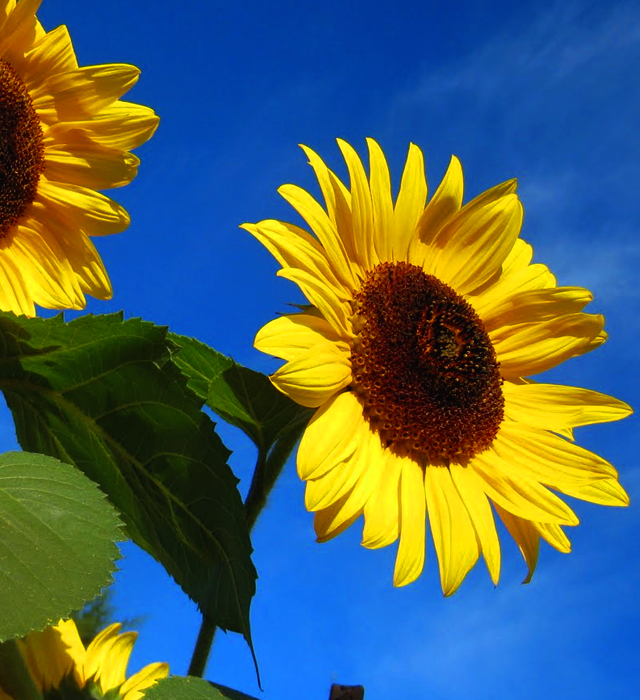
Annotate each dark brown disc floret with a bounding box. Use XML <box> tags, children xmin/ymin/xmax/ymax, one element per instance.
<box><xmin>0</xmin><ymin>59</ymin><xmax>45</xmax><ymax>237</ymax></box>
<box><xmin>350</xmin><ymin>261</ymin><xmax>504</xmax><ymax>464</ymax></box>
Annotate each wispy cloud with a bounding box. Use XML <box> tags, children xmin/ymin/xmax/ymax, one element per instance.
<box><xmin>394</xmin><ymin>2</ymin><xmax>640</xmax><ymax>107</ymax></box>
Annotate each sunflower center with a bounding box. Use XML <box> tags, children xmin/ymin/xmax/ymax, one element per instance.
<box><xmin>0</xmin><ymin>59</ymin><xmax>45</xmax><ymax>237</ymax></box>
<box><xmin>350</xmin><ymin>261</ymin><xmax>504</xmax><ymax>464</ymax></box>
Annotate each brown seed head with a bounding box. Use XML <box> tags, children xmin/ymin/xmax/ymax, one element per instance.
<box><xmin>0</xmin><ymin>59</ymin><xmax>45</xmax><ymax>237</ymax></box>
<box><xmin>350</xmin><ymin>261</ymin><xmax>504</xmax><ymax>464</ymax></box>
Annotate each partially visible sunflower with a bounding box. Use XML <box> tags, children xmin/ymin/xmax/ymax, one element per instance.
<box><xmin>243</xmin><ymin>138</ymin><xmax>632</xmax><ymax>595</ymax></box>
<box><xmin>0</xmin><ymin>618</ymin><xmax>168</xmax><ymax>699</ymax></box>
<box><xmin>0</xmin><ymin>0</ymin><xmax>158</xmax><ymax>315</ymax></box>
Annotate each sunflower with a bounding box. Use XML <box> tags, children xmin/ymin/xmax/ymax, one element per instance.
<box><xmin>0</xmin><ymin>618</ymin><xmax>168</xmax><ymax>699</ymax></box>
<box><xmin>0</xmin><ymin>0</ymin><xmax>158</xmax><ymax>316</ymax></box>
<box><xmin>243</xmin><ymin>139</ymin><xmax>632</xmax><ymax>595</ymax></box>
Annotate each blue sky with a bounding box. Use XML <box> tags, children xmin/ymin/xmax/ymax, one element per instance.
<box><xmin>7</xmin><ymin>0</ymin><xmax>640</xmax><ymax>698</ymax></box>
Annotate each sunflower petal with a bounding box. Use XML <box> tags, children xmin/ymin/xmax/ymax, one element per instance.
<box><xmin>494</xmin><ymin>504</ymin><xmax>540</xmax><ymax>583</ymax></box>
<box><xmin>535</xmin><ymin>522</ymin><xmax>571</xmax><ymax>553</ymax></box>
<box><xmin>450</xmin><ymin>463</ymin><xmax>501</xmax><ymax>585</ymax></box>
<box><xmin>393</xmin><ymin>143</ymin><xmax>427</xmax><ymax>261</ymax></box>
<box><xmin>366</xmin><ymin>138</ymin><xmax>394</xmax><ymax>262</ymax></box>
<box><xmin>36</xmin><ymin>178</ymin><xmax>130</xmax><ymax>236</ymax></box>
<box><xmin>30</xmin><ymin>64</ymin><xmax>140</xmax><ymax>122</ymax></box>
<box><xmin>314</xmin><ymin>427</ymin><xmax>384</xmax><ymax>541</ymax></box>
<box><xmin>393</xmin><ymin>460</ymin><xmax>427</xmax><ymax>587</ymax></box>
<box><xmin>424</xmin><ymin>466</ymin><xmax>480</xmax><ymax>596</ymax></box>
<box><xmin>430</xmin><ymin>194</ymin><xmax>523</xmax><ymax>295</ymax></box>
<box><xmin>271</xmin><ymin>340</ymin><xmax>351</xmax><ymax>408</ymax></box>
<box><xmin>44</xmin><ymin>101</ymin><xmax>159</xmax><ymax>151</ymax></box>
<box><xmin>44</xmin><ymin>139</ymin><xmax>140</xmax><ymax>190</ymax></box>
<box><xmin>242</xmin><ymin>219</ymin><xmax>348</xmax><ymax>299</ymax></box>
<box><xmin>503</xmin><ymin>381</ymin><xmax>632</xmax><ymax>435</ymax></box>
<box><xmin>472</xmin><ymin>449</ymin><xmax>579</xmax><ymax>525</ymax></box>
<box><xmin>279</xmin><ymin>182</ymin><xmax>355</xmax><ymax>290</ymax></box>
<box><xmin>338</xmin><ymin>139</ymin><xmax>376</xmax><ymax>269</ymax></box>
<box><xmin>565</xmin><ymin>478</ymin><xmax>629</xmax><ymax>506</ymax></box>
<box><xmin>277</xmin><ymin>267</ymin><xmax>352</xmax><ymax>337</ymax></box>
<box><xmin>491</xmin><ymin>312</ymin><xmax>605</xmax><ymax>378</ymax></box>
<box><xmin>120</xmin><ymin>662</ymin><xmax>169</xmax><ymax>700</ymax></box>
<box><xmin>362</xmin><ymin>450</ymin><xmax>401</xmax><ymax>548</ymax></box>
<box><xmin>255</xmin><ymin>313</ymin><xmax>340</xmax><ymax>361</ymax></box>
<box><xmin>95</xmin><ymin>632</ymin><xmax>136</xmax><ymax>691</ymax></box>
<box><xmin>297</xmin><ymin>391</ymin><xmax>363</xmax><ymax>480</ymax></box>
<box><xmin>414</xmin><ymin>155</ymin><xmax>463</xmax><ymax>246</ymax></box>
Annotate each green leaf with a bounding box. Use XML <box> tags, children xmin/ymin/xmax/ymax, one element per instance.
<box><xmin>0</xmin><ymin>451</ymin><xmax>122</xmax><ymax>641</ymax></box>
<box><xmin>144</xmin><ymin>677</ymin><xmax>261</xmax><ymax>700</ymax></box>
<box><xmin>169</xmin><ymin>334</ymin><xmax>312</xmax><ymax>457</ymax></box>
<box><xmin>0</xmin><ymin>312</ymin><xmax>256</xmax><ymax>649</ymax></box>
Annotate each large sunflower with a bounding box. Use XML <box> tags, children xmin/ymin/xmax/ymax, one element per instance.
<box><xmin>243</xmin><ymin>139</ymin><xmax>632</xmax><ymax>594</ymax></box>
<box><xmin>0</xmin><ymin>0</ymin><xmax>158</xmax><ymax>316</ymax></box>
<box><xmin>0</xmin><ymin>619</ymin><xmax>168</xmax><ymax>699</ymax></box>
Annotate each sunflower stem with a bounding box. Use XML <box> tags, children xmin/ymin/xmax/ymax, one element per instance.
<box><xmin>188</xmin><ymin>424</ymin><xmax>306</xmax><ymax>678</ymax></box>
<box><xmin>245</xmin><ymin>427</ymin><xmax>304</xmax><ymax>530</ymax></box>
<box><xmin>187</xmin><ymin>615</ymin><xmax>217</xmax><ymax>678</ymax></box>
<box><xmin>0</xmin><ymin>638</ymin><xmax>42</xmax><ymax>700</ymax></box>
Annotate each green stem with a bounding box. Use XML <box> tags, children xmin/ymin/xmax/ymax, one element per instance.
<box><xmin>187</xmin><ymin>615</ymin><xmax>217</xmax><ymax>678</ymax></box>
<box><xmin>0</xmin><ymin>638</ymin><xmax>42</xmax><ymax>700</ymax></box>
<box><xmin>245</xmin><ymin>427</ymin><xmax>304</xmax><ymax>530</ymax></box>
<box><xmin>187</xmin><ymin>422</ymin><xmax>307</xmax><ymax>678</ymax></box>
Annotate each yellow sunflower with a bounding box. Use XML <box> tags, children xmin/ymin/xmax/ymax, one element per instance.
<box><xmin>243</xmin><ymin>138</ymin><xmax>632</xmax><ymax>595</ymax></box>
<box><xmin>0</xmin><ymin>618</ymin><xmax>168</xmax><ymax>699</ymax></box>
<box><xmin>0</xmin><ymin>0</ymin><xmax>158</xmax><ymax>316</ymax></box>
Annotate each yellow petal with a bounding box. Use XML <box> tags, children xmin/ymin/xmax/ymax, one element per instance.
<box><xmin>493</xmin><ymin>422</ymin><xmax>618</xmax><ymax>487</ymax></box>
<box><xmin>36</xmin><ymin>178</ymin><xmax>130</xmax><ymax>237</ymax></box>
<box><xmin>95</xmin><ymin>631</ymin><xmax>136</xmax><ymax>691</ymax></box>
<box><xmin>82</xmin><ymin>623</ymin><xmax>121</xmax><ymax>683</ymax></box>
<box><xmin>424</xmin><ymin>466</ymin><xmax>480</xmax><ymax>596</ymax></box>
<box><xmin>10</xmin><ymin>24</ymin><xmax>76</xmax><ymax>81</ymax></box>
<box><xmin>297</xmin><ymin>391</ymin><xmax>363</xmax><ymax>480</ymax></box>
<box><xmin>299</xmin><ymin>145</ymin><xmax>358</xmax><ymax>287</ymax></box>
<box><xmin>565</xmin><ymin>477</ymin><xmax>629</xmax><ymax>507</ymax></box>
<box><xmin>472</xmin><ymin>449</ymin><xmax>579</xmax><ymax>525</ymax></box>
<box><xmin>305</xmin><ymin>439</ymin><xmax>367</xmax><ymax>511</ymax></box>
<box><xmin>362</xmin><ymin>450</ymin><xmax>401</xmax><ymax>548</ymax></box>
<box><xmin>314</xmin><ymin>426</ymin><xmax>384</xmax><ymax>541</ymax></box>
<box><xmin>338</xmin><ymin>139</ymin><xmax>376</xmax><ymax>269</ymax></box>
<box><xmin>503</xmin><ymin>381</ymin><xmax>632</xmax><ymax>435</ymax></box>
<box><xmin>44</xmin><ymin>139</ymin><xmax>140</xmax><ymax>190</ymax></box>
<box><xmin>278</xmin><ymin>182</ymin><xmax>356</xmax><ymax>291</ymax></box>
<box><xmin>255</xmin><ymin>313</ymin><xmax>340</xmax><ymax>362</ymax></box>
<box><xmin>450</xmin><ymin>463</ymin><xmax>501</xmax><ymax>585</ymax></box>
<box><xmin>241</xmin><ymin>219</ymin><xmax>348</xmax><ymax>299</ymax></box>
<box><xmin>393</xmin><ymin>460</ymin><xmax>427</xmax><ymax>587</ymax></box>
<box><xmin>393</xmin><ymin>143</ymin><xmax>427</xmax><ymax>261</ymax></box>
<box><xmin>494</xmin><ymin>504</ymin><xmax>540</xmax><ymax>583</ymax></box>
<box><xmin>27</xmin><ymin>199</ymin><xmax>113</xmax><ymax>300</ymax></box>
<box><xmin>429</xmin><ymin>194</ymin><xmax>523</xmax><ymax>295</ymax></box>
<box><xmin>470</xmin><ymin>262</ymin><xmax>556</xmax><ymax>319</ymax></box>
<box><xmin>414</xmin><ymin>155</ymin><xmax>463</xmax><ymax>247</ymax></box>
<box><xmin>535</xmin><ymin>522</ymin><xmax>571</xmax><ymax>553</ymax></box>
<box><xmin>0</xmin><ymin>0</ymin><xmax>41</xmax><ymax>59</ymax></box>
<box><xmin>270</xmin><ymin>340</ymin><xmax>351</xmax><ymax>408</ymax></box>
<box><xmin>121</xmin><ymin>662</ymin><xmax>169</xmax><ymax>700</ymax></box>
<box><xmin>21</xmin><ymin>621</ymin><xmax>74</xmax><ymax>690</ymax></box>
<box><xmin>44</xmin><ymin>101</ymin><xmax>159</xmax><ymax>151</ymax></box>
<box><xmin>0</xmin><ymin>248</ymin><xmax>35</xmax><ymax>315</ymax></box>
<box><xmin>366</xmin><ymin>138</ymin><xmax>394</xmax><ymax>262</ymax></box>
<box><xmin>483</xmin><ymin>286</ymin><xmax>593</xmax><ymax>332</ymax></box>
<box><xmin>491</xmin><ymin>312</ymin><xmax>604</xmax><ymax>378</ymax></box>
<box><xmin>30</xmin><ymin>64</ymin><xmax>140</xmax><ymax>122</ymax></box>
<box><xmin>277</xmin><ymin>267</ymin><xmax>352</xmax><ymax>337</ymax></box>
<box><xmin>8</xmin><ymin>221</ymin><xmax>87</xmax><ymax>309</ymax></box>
